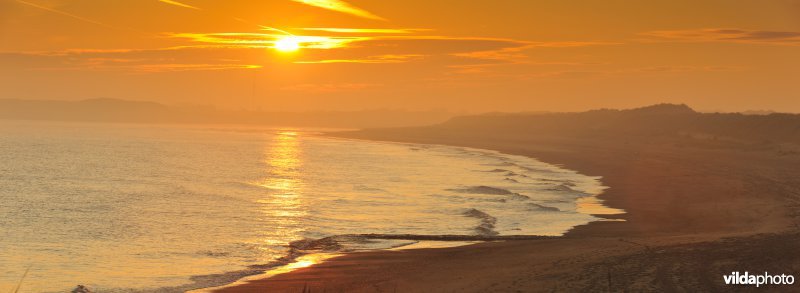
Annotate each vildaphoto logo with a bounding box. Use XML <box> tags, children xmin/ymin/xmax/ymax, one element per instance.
<box><xmin>724</xmin><ymin>271</ymin><xmax>795</xmax><ymax>287</ymax></box>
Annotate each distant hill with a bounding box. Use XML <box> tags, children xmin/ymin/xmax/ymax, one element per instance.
<box><xmin>342</xmin><ymin>104</ymin><xmax>800</xmax><ymax>146</ymax></box>
<box><xmin>0</xmin><ymin>98</ymin><xmax>453</xmax><ymax>128</ymax></box>
<box><xmin>438</xmin><ymin>104</ymin><xmax>800</xmax><ymax>144</ymax></box>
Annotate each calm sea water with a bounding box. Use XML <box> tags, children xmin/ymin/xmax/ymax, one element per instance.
<box><xmin>0</xmin><ymin>121</ymin><xmax>621</xmax><ymax>292</ymax></box>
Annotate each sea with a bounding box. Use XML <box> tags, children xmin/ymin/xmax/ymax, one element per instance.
<box><xmin>0</xmin><ymin>121</ymin><xmax>622</xmax><ymax>292</ymax></box>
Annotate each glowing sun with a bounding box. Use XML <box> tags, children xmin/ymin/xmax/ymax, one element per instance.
<box><xmin>274</xmin><ymin>36</ymin><xmax>300</xmax><ymax>52</ymax></box>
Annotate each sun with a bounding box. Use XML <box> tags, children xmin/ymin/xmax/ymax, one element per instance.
<box><xmin>274</xmin><ymin>36</ymin><xmax>300</xmax><ymax>52</ymax></box>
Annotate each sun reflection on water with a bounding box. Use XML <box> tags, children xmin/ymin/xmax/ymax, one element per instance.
<box><xmin>253</xmin><ymin>130</ymin><xmax>308</xmax><ymax>244</ymax></box>
<box><xmin>575</xmin><ymin>196</ymin><xmax>625</xmax><ymax>216</ymax></box>
<box><xmin>186</xmin><ymin>253</ymin><xmax>341</xmax><ymax>293</ymax></box>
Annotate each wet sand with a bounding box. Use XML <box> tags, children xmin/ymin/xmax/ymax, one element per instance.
<box><xmin>214</xmin><ymin>118</ymin><xmax>800</xmax><ymax>292</ymax></box>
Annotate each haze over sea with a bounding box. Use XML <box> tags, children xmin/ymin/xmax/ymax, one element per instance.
<box><xmin>0</xmin><ymin>121</ymin><xmax>620</xmax><ymax>292</ymax></box>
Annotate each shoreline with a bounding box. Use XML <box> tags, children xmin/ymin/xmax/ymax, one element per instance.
<box><xmin>186</xmin><ymin>136</ymin><xmax>617</xmax><ymax>292</ymax></box>
<box><xmin>208</xmin><ymin>126</ymin><xmax>799</xmax><ymax>292</ymax></box>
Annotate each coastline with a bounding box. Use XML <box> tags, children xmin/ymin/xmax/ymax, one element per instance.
<box><xmin>209</xmin><ymin>127</ymin><xmax>800</xmax><ymax>292</ymax></box>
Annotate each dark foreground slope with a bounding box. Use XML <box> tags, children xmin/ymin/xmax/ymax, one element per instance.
<box><xmin>218</xmin><ymin>104</ymin><xmax>800</xmax><ymax>292</ymax></box>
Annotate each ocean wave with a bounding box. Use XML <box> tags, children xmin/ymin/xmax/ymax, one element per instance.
<box><xmin>287</xmin><ymin>235</ymin><xmax>405</xmax><ymax>254</ymax></box>
<box><xmin>509</xmin><ymin>193</ymin><xmax>531</xmax><ymax>200</ymax></box>
<box><xmin>462</xmin><ymin>208</ymin><xmax>499</xmax><ymax>236</ymax></box>
<box><xmin>546</xmin><ymin>183</ymin><xmax>581</xmax><ymax>193</ymax></box>
<box><xmin>526</xmin><ymin>203</ymin><xmax>561</xmax><ymax>212</ymax></box>
<box><xmin>447</xmin><ymin>185</ymin><xmax>514</xmax><ymax>195</ymax></box>
<box><xmin>352</xmin><ymin>184</ymin><xmax>387</xmax><ymax>192</ymax></box>
<box><xmin>447</xmin><ymin>186</ymin><xmax>531</xmax><ymax>202</ymax></box>
<box><xmin>288</xmin><ymin>237</ymin><xmax>344</xmax><ymax>252</ymax></box>
<box><xmin>342</xmin><ymin>233</ymin><xmax>556</xmax><ymax>241</ymax></box>
<box><xmin>197</xmin><ymin>250</ymin><xmax>231</xmax><ymax>258</ymax></box>
<box><xmin>505</xmin><ymin>171</ymin><xmax>529</xmax><ymax>177</ymax></box>
<box><xmin>427</xmin><ymin>193</ymin><xmax>508</xmax><ymax>203</ymax></box>
<box><xmin>481</xmin><ymin>161</ymin><xmax>516</xmax><ymax>167</ymax></box>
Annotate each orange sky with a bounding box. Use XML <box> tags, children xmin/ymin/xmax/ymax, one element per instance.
<box><xmin>1</xmin><ymin>0</ymin><xmax>799</xmax><ymax>112</ymax></box>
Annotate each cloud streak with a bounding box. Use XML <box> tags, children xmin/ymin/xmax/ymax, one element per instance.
<box><xmin>641</xmin><ymin>28</ymin><xmax>800</xmax><ymax>45</ymax></box>
<box><xmin>295</xmin><ymin>54</ymin><xmax>423</xmax><ymax>64</ymax></box>
<box><xmin>297</xmin><ymin>27</ymin><xmax>427</xmax><ymax>34</ymax></box>
<box><xmin>169</xmin><ymin>32</ymin><xmax>365</xmax><ymax>49</ymax></box>
<box><xmin>1</xmin><ymin>47</ymin><xmax>264</xmax><ymax>73</ymax></box>
<box><xmin>15</xmin><ymin>0</ymin><xmax>124</xmax><ymax>31</ymax></box>
<box><xmin>291</xmin><ymin>0</ymin><xmax>386</xmax><ymax>20</ymax></box>
<box><xmin>166</xmin><ymin>30</ymin><xmax>614</xmax><ymax>67</ymax></box>
<box><xmin>281</xmin><ymin>83</ymin><xmax>380</xmax><ymax>93</ymax></box>
<box><xmin>34</xmin><ymin>63</ymin><xmax>261</xmax><ymax>73</ymax></box>
<box><xmin>157</xmin><ymin>0</ymin><xmax>201</xmax><ymax>10</ymax></box>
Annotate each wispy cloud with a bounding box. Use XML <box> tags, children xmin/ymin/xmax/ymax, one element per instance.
<box><xmin>295</xmin><ymin>54</ymin><xmax>423</xmax><ymax>64</ymax></box>
<box><xmin>281</xmin><ymin>83</ymin><xmax>381</xmax><ymax>93</ymax></box>
<box><xmin>3</xmin><ymin>47</ymin><xmax>263</xmax><ymax>73</ymax></box>
<box><xmin>632</xmin><ymin>65</ymin><xmax>743</xmax><ymax>73</ymax></box>
<box><xmin>14</xmin><ymin>48</ymin><xmax>146</xmax><ymax>57</ymax></box>
<box><xmin>453</xmin><ymin>41</ymin><xmax>617</xmax><ymax>64</ymax></box>
<box><xmin>291</xmin><ymin>0</ymin><xmax>385</xmax><ymax>20</ymax></box>
<box><xmin>520</xmin><ymin>65</ymin><xmax>744</xmax><ymax>80</ymax></box>
<box><xmin>527</xmin><ymin>41</ymin><xmax>621</xmax><ymax>48</ymax></box>
<box><xmin>15</xmin><ymin>0</ymin><xmax>124</xmax><ymax>31</ymax></box>
<box><xmin>641</xmin><ymin>28</ymin><xmax>800</xmax><ymax>45</ymax></box>
<box><xmin>157</xmin><ymin>0</ymin><xmax>200</xmax><ymax>10</ymax></box>
<box><xmin>34</xmin><ymin>63</ymin><xmax>261</xmax><ymax>73</ymax></box>
<box><xmin>297</xmin><ymin>28</ymin><xmax>427</xmax><ymax>34</ymax></box>
<box><xmin>130</xmin><ymin>63</ymin><xmax>260</xmax><ymax>72</ymax></box>
<box><xmin>169</xmin><ymin>32</ymin><xmax>365</xmax><ymax>49</ymax></box>
<box><xmin>167</xmin><ymin>32</ymin><xmax>532</xmax><ymax>54</ymax></box>
<box><xmin>167</xmin><ymin>30</ymin><xmax>607</xmax><ymax>70</ymax></box>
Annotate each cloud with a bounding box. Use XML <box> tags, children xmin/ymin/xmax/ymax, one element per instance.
<box><xmin>297</xmin><ymin>28</ymin><xmax>428</xmax><ymax>34</ymax></box>
<box><xmin>447</xmin><ymin>60</ymin><xmax>602</xmax><ymax>75</ymax></box>
<box><xmin>157</xmin><ymin>0</ymin><xmax>200</xmax><ymax>10</ymax></box>
<box><xmin>14</xmin><ymin>0</ymin><xmax>121</xmax><ymax>31</ymax></box>
<box><xmin>128</xmin><ymin>63</ymin><xmax>260</xmax><ymax>72</ymax></box>
<box><xmin>281</xmin><ymin>83</ymin><xmax>381</xmax><ymax>93</ymax></box>
<box><xmin>3</xmin><ymin>21</ymin><xmax>612</xmax><ymax>79</ymax></box>
<box><xmin>452</xmin><ymin>41</ymin><xmax>617</xmax><ymax>65</ymax></box>
<box><xmin>632</xmin><ymin>65</ymin><xmax>742</xmax><ymax>73</ymax></box>
<box><xmin>1</xmin><ymin>47</ymin><xmax>263</xmax><ymax>73</ymax></box>
<box><xmin>35</xmin><ymin>63</ymin><xmax>261</xmax><ymax>73</ymax></box>
<box><xmin>166</xmin><ymin>26</ymin><xmax>614</xmax><ymax>69</ymax></box>
<box><xmin>295</xmin><ymin>54</ymin><xmax>423</xmax><ymax>64</ymax></box>
<box><xmin>169</xmin><ymin>32</ymin><xmax>365</xmax><ymax>49</ymax></box>
<box><xmin>168</xmin><ymin>31</ymin><xmax>531</xmax><ymax>56</ymax></box>
<box><xmin>519</xmin><ymin>65</ymin><xmax>743</xmax><ymax>80</ymax></box>
<box><xmin>291</xmin><ymin>0</ymin><xmax>385</xmax><ymax>20</ymax></box>
<box><xmin>641</xmin><ymin>28</ymin><xmax>800</xmax><ymax>45</ymax></box>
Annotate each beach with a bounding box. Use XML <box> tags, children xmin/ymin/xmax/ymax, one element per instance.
<box><xmin>214</xmin><ymin>112</ymin><xmax>800</xmax><ymax>292</ymax></box>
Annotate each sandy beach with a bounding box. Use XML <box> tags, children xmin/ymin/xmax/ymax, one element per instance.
<box><xmin>214</xmin><ymin>108</ymin><xmax>800</xmax><ymax>292</ymax></box>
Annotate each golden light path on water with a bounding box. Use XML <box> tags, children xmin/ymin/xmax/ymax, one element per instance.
<box><xmin>188</xmin><ymin>132</ymin><xmax>338</xmax><ymax>293</ymax></box>
<box><xmin>256</xmin><ymin>131</ymin><xmax>307</xmax><ymax>246</ymax></box>
<box><xmin>187</xmin><ymin>253</ymin><xmax>341</xmax><ymax>293</ymax></box>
